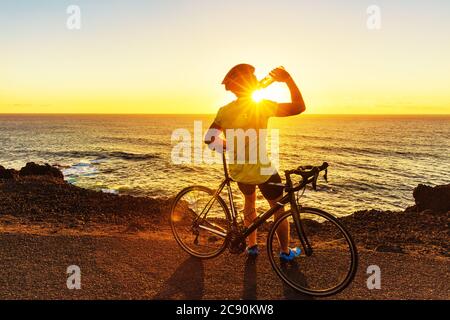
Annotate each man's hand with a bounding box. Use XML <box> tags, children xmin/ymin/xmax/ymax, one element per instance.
<box><xmin>269</xmin><ymin>67</ymin><xmax>292</xmax><ymax>83</ymax></box>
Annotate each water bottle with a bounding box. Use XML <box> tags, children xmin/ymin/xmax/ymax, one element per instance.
<box><xmin>259</xmin><ymin>66</ymin><xmax>284</xmax><ymax>88</ymax></box>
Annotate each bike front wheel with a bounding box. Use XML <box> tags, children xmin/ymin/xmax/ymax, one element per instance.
<box><xmin>267</xmin><ymin>207</ymin><xmax>358</xmax><ymax>296</ymax></box>
<box><xmin>170</xmin><ymin>186</ymin><xmax>231</xmax><ymax>259</ymax></box>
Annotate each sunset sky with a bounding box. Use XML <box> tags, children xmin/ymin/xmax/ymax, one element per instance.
<box><xmin>1</xmin><ymin>0</ymin><xmax>449</xmax><ymax>114</ymax></box>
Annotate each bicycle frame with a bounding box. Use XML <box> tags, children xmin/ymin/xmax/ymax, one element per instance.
<box><xmin>194</xmin><ymin>152</ymin><xmax>312</xmax><ymax>255</ymax></box>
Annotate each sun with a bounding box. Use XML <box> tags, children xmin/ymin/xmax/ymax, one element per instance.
<box><xmin>252</xmin><ymin>90</ymin><xmax>264</xmax><ymax>102</ymax></box>
<box><xmin>251</xmin><ymin>83</ymin><xmax>291</xmax><ymax>103</ymax></box>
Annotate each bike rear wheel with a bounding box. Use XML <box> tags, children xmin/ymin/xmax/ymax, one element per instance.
<box><xmin>267</xmin><ymin>207</ymin><xmax>358</xmax><ymax>296</ymax></box>
<box><xmin>170</xmin><ymin>186</ymin><xmax>231</xmax><ymax>259</ymax></box>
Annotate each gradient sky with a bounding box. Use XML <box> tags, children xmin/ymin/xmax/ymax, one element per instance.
<box><xmin>1</xmin><ymin>0</ymin><xmax>449</xmax><ymax>114</ymax></box>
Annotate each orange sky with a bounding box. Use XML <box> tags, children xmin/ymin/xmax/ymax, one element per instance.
<box><xmin>1</xmin><ymin>1</ymin><xmax>449</xmax><ymax>114</ymax></box>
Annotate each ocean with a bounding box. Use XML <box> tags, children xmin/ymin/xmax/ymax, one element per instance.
<box><xmin>0</xmin><ymin>114</ymin><xmax>449</xmax><ymax>217</ymax></box>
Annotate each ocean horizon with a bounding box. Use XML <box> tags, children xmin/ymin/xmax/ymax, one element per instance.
<box><xmin>1</xmin><ymin>113</ymin><xmax>449</xmax><ymax>116</ymax></box>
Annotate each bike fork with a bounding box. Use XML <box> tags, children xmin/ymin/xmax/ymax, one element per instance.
<box><xmin>290</xmin><ymin>200</ymin><xmax>313</xmax><ymax>257</ymax></box>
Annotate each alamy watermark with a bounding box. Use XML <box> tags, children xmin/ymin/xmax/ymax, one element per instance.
<box><xmin>367</xmin><ymin>5</ymin><xmax>381</xmax><ymax>30</ymax></box>
<box><xmin>171</xmin><ymin>121</ymin><xmax>279</xmax><ymax>176</ymax></box>
<box><xmin>66</xmin><ymin>5</ymin><xmax>81</xmax><ymax>30</ymax></box>
<box><xmin>64</xmin><ymin>5</ymin><xmax>382</xmax><ymax>31</ymax></box>
<box><xmin>367</xmin><ymin>265</ymin><xmax>381</xmax><ymax>290</ymax></box>
<box><xmin>66</xmin><ymin>265</ymin><xmax>81</xmax><ymax>289</ymax></box>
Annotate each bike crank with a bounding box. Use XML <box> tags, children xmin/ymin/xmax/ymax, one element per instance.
<box><xmin>227</xmin><ymin>231</ymin><xmax>246</xmax><ymax>254</ymax></box>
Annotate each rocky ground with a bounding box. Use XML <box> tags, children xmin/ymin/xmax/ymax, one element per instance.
<box><xmin>0</xmin><ymin>163</ymin><xmax>448</xmax><ymax>299</ymax></box>
<box><xmin>0</xmin><ymin>163</ymin><xmax>171</xmax><ymax>228</ymax></box>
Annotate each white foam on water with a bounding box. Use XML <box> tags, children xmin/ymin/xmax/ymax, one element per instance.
<box><xmin>63</xmin><ymin>161</ymin><xmax>98</xmax><ymax>184</ymax></box>
<box><xmin>101</xmin><ymin>189</ymin><xmax>119</xmax><ymax>194</ymax></box>
<box><xmin>73</xmin><ymin>162</ymin><xmax>91</xmax><ymax>167</ymax></box>
<box><xmin>90</xmin><ymin>158</ymin><xmax>107</xmax><ymax>164</ymax></box>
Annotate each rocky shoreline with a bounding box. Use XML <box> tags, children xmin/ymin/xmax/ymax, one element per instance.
<box><xmin>1</xmin><ymin>163</ymin><xmax>448</xmax><ymax>258</ymax></box>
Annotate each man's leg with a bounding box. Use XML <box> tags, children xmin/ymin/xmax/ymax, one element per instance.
<box><xmin>243</xmin><ymin>191</ymin><xmax>257</xmax><ymax>247</ymax></box>
<box><xmin>268</xmin><ymin>197</ymin><xmax>289</xmax><ymax>254</ymax></box>
<box><xmin>261</xmin><ymin>174</ymin><xmax>290</xmax><ymax>254</ymax></box>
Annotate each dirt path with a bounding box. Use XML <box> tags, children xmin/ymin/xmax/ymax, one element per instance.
<box><xmin>0</xmin><ymin>228</ymin><xmax>448</xmax><ymax>300</ymax></box>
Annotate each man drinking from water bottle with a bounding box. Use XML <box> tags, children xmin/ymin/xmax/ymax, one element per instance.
<box><xmin>204</xmin><ymin>64</ymin><xmax>306</xmax><ymax>261</ymax></box>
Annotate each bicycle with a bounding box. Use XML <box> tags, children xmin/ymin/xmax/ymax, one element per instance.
<box><xmin>170</xmin><ymin>152</ymin><xmax>358</xmax><ymax>296</ymax></box>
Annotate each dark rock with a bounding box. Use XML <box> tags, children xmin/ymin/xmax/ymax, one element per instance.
<box><xmin>375</xmin><ymin>245</ymin><xmax>404</xmax><ymax>254</ymax></box>
<box><xmin>404</xmin><ymin>205</ymin><xmax>417</xmax><ymax>213</ymax></box>
<box><xmin>19</xmin><ymin>162</ymin><xmax>64</xmax><ymax>180</ymax></box>
<box><xmin>413</xmin><ymin>184</ymin><xmax>450</xmax><ymax>213</ymax></box>
<box><xmin>0</xmin><ymin>166</ymin><xmax>19</xmax><ymax>180</ymax></box>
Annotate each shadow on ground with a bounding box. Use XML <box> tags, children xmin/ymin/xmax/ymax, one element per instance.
<box><xmin>242</xmin><ymin>257</ymin><xmax>313</xmax><ymax>300</ymax></box>
<box><xmin>280</xmin><ymin>260</ymin><xmax>314</xmax><ymax>300</ymax></box>
<box><xmin>153</xmin><ymin>257</ymin><xmax>205</xmax><ymax>299</ymax></box>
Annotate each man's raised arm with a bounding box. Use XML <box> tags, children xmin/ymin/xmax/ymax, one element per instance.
<box><xmin>271</xmin><ymin>68</ymin><xmax>306</xmax><ymax>117</ymax></box>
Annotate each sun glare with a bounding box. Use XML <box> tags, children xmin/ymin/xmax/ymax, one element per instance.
<box><xmin>252</xmin><ymin>84</ymin><xmax>291</xmax><ymax>103</ymax></box>
<box><xmin>252</xmin><ymin>90</ymin><xmax>264</xmax><ymax>102</ymax></box>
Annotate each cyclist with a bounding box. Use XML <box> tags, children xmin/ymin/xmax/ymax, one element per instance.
<box><xmin>204</xmin><ymin>64</ymin><xmax>306</xmax><ymax>261</ymax></box>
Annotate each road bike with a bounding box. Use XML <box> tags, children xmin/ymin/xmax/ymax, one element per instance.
<box><xmin>170</xmin><ymin>152</ymin><xmax>358</xmax><ymax>296</ymax></box>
